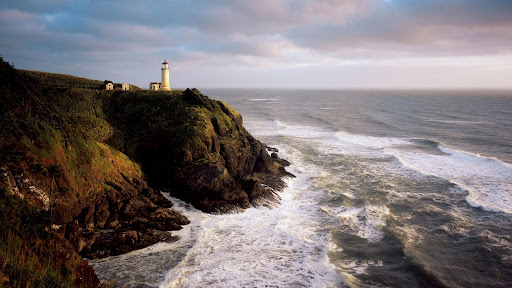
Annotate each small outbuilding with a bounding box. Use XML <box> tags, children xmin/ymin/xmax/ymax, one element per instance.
<box><xmin>149</xmin><ymin>82</ymin><xmax>161</xmax><ymax>90</ymax></box>
<box><xmin>105</xmin><ymin>81</ymin><xmax>129</xmax><ymax>91</ymax></box>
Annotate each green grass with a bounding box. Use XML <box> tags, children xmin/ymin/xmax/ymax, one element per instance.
<box><xmin>1</xmin><ymin>62</ymin><xmax>235</xmax><ymax>192</ymax></box>
<box><xmin>102</xmin><ymin>88</ymin><xmax>245</xmax><ymax>188</ymax></box>
<box><xmin>18</xmin><ymin>70</ymin><xmax>104</xmax><ymax>90</ymax></box>
<box><xmin>0</xmin><ymin>188</ymin><xmax>84</xmax><ymax>288</ymax></box>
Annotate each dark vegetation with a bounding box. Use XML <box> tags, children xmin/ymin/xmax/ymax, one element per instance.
<box><xmin>0</xmin><ymin>188</ymin><xmax>97</xmax><ymax>288</ymax></box>
<box><xmin>0</xmin><ymin>57</ymin><xmax>181</xmax><ymax>286</ymax></box>
<box><xmin>104</xmin><ymin>88</ymin><xmax>231</xmax><ymax>188</ymax></box>
<box><xmin>0</xmin><ymin>56</ymin><xmax>291</xmax><ymax>286</ymax></box>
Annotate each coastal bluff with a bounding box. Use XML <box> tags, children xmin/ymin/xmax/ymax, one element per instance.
<box><xmin>105</xmin><ymin>87</ymin><xmax>293</xmax><ymax>213</ymax></box>
<box><xmin>0</xmin><ymin>57</ymin><xmax>291</xmax><ymax>287</ymax></box>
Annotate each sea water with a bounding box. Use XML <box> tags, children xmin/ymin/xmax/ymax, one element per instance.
<box><xmin>91</xmin><ymin>89</ymin><xmax>512</xmax><ymax>287</ymax></box>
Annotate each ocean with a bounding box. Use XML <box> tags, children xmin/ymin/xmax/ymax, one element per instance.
<box><xmin>90</xmin><ymin>89</ymin><xmax>512</xmax><ymax>287</ymax></box>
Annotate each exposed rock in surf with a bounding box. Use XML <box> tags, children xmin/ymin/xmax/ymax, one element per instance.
<box><xmin>264</xmin><ymin>144</ymin><xmax>279</xmax><ymax>153</ymax></box>
<box><xmin>82</xmin><ymin>229</ymin><xmax>179</xmax><ymax>259</ymax></box>
<box><xmin>271</xmin><ymin>152</ymin><xmax>291</xmax><ymax>167</ymax></box>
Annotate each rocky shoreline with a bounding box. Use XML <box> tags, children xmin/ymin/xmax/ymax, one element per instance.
<box><xmin>0</xmin><ymin>59</ymin><xmax>293</xmax><ymax>286</ymax></box>
<box><xmin>80</xmin><ymin>140</ymin><xmax>294</xmax><ymax>260</ymax></box>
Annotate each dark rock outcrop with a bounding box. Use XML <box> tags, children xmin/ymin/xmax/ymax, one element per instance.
<box><xmin>271</xmin><ymin>152</ymin><xmax>291</xmax><ymax>167</ymax></box>
<box><xmin>0</xmin><ymin>144</ymin><xmax>190</xmax><ymax>260</ymax></box>
<box><xmin>106</xmin><ymin>88</ymin><xmax>294</xmax><ymax>213</ymax></box>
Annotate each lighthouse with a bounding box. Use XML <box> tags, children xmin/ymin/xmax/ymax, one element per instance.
<box><xmin>160</xmin><ymin>60</ymin><xmax>171</xmax><ymax>91</ymax></box>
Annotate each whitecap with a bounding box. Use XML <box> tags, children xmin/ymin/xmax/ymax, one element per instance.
<box><xmin>335</xmin><ymin>132</ymin><xmax>410</xmax><ymax>150</ymax></box>
<box><xmin>158</xmin><ymin>149</ymin><xmax>344</xmax><ymax>288</ymax></box>
<box><xmin>336</xmin><ymin>205</ymin><xmax>390</xmax><ymax>242</ymax></box>
<box><xmin>390</xmin><ymin>144</ymin><xmax>512</xmax><ymax>214</ymax></box>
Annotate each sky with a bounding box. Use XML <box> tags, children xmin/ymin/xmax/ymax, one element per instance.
<box><xmin>1</xmin><ymin>0</ymin><xmax>512</xmax><ymax>89</ymax></box>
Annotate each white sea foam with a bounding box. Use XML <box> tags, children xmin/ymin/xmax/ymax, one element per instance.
<box><xmin>159</xmin><ymin>149</ymin><xmax>343</xmax><ymax>288</ymax></box>
<box><xmin>286</xmin><ymin>130</ymin><xmax>409</xmax><ymax>159</ymax></box>
<box><xmin>262</xmin><ymin>119</ymin><xmax>512</xmax><ymax>216</ymax></box>
<box><xmin>336</xmin><ymin>206</ymin><xmax>390</xmax><ymax>242</ymax></box>
<box><xmin>337</xmin><ymin>259</ymin><xmax>384</xmax><ymax>275</ymax></box>
<box><xmin>330</xmin><ymin>128</ymin><xmax>512</xmax><ymax>215</ymax></box>
<box><xmin>390</xmin><ymin>145</ymin><xmax>512</xmax><ymax>214</ymax></box>
<box><xmin>256</xmin><ymin>119</ymin><xmax>409</xmax><ymax>161</ymax></box>
<box><xmin>273</xmin><ymin>121</ymin><xmax>512</xmax><ymax>219</ymax></box>
<box><xmin>243</xmin><ymin>118</ymin><xmax>282</xmax><ymax>137</ymax></box>
<box><xmin>89</xmin><ymin>197</ymin><xmax>205</xmax><ymax>287</ymax></box>
<box><xmin>252</xmin><ymin>119</ymin><xmax>408</xmax><ymax>156</ymax></box>
<box><xmin>275</xmin><ymin>121</ymin><xmax>333</xmax><ymax>140</ymax></box>
<box><xmin>335</xmin><ymin>132</ymin><xmax>409</xmax><ymax>149</ymax></box>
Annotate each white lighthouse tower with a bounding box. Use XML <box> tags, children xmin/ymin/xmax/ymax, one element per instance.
<box><xmin>160</xmin><ymin>60</ymin><xmax>171</xmax><ymax>91</ymax></box>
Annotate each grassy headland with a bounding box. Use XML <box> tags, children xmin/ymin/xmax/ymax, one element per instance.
<box><xmin>0</xmin><ymin>56</ymin><xmax>290</xmax><ymax>286</ymax></box>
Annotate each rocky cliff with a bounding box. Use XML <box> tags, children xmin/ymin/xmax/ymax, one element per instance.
<box><xmin>0</xmin><ymin>57</ymin><xmax>291</xmax><ymax>286</ymax></box>
<box><xmin>105</xmin><ymin>88</ymin><xmax>293</xmax><ymax>213</ymax></box>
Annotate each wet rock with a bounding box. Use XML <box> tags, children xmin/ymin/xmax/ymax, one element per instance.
<box><xmin>264</xmin><ymin>144</ymin><xmax>279</xmax><ymax>153</ymax></box>
<box><xmin>81</xmin><ymin>229</ymin><xmax>179</xmax><ymax>259</ymax></box>
<box><xmin>271</xmin><ymin>152</ymin><xmax>291</xmax><ymax>167</ymax></box>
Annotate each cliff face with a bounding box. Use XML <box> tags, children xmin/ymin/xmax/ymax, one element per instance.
<box><xmin>0</xmin><ymin>58</ymin><xmax>291</xmax><ymax>286</ymax></box>
<box><xmin>105</xmin><ymin>88</ymin><xmax>292</xmax><ymax>213</ymax></box>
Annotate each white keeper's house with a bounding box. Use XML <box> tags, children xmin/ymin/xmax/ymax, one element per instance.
<box><xmin>105</xmin><ymin>81</ymin><xmax>129</xmax><ymax>91</ymax></box>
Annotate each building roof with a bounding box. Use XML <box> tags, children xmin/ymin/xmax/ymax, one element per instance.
<box><xmin>162</xmin><ymin>60</ymin><xmax>168</xmax><ymax>64</ymax></box>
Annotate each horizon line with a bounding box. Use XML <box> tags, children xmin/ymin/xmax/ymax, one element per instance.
<box><xmin>176</xmin><ymin>87</ymin><xmax>512</xmax><ymax>91</ymax></box>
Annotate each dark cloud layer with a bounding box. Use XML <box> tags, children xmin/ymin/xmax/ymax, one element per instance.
<box><xmin>1</xmin><ymin>0</ymin><xmax>511</xmax><ymax>87</ymax></box>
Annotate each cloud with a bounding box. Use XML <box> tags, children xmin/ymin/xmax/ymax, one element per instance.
<box><xmin>186</xmin><ymin>0</ymin><xmax>371</xmax><ymax>34</ymax></box>
<box><xmin>288</xmin><ymin>0</ymin><xmax>512</xmax><ymax>57</ymax></box>
<box><xmin>1</xmin><ymin>0</ymin><xmax>511</xmax><ymax>88</ymax></box>
<box><xmin>3</xmin><ymin>0</ymin><xmax>510</xmax><ymax>61</ymax></box>
<box><xmin>0</xmin><ymin>0</ymin><xmax>68</xmax><ymax>14</ymax></box>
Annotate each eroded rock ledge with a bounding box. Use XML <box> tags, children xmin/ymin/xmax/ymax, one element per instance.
<box><xmin>105</xmin><ymin>88</ymin><xmax>294</xmax><ymax>214</ymax></box>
